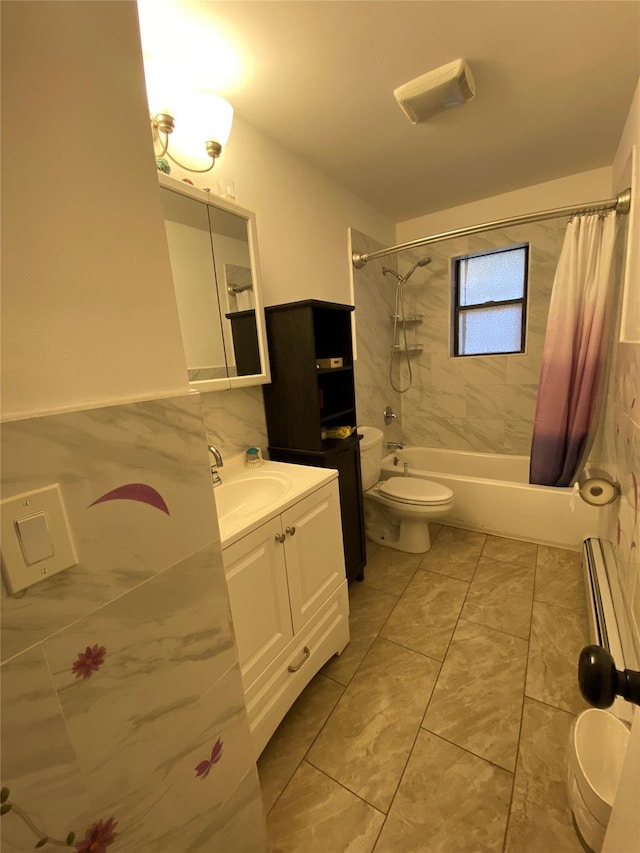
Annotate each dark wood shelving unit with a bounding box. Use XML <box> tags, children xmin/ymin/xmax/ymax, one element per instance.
<box><xmin>262</xmin><ymin>300</ymin><xmax>366</xmax><ymax>582</ymax></box>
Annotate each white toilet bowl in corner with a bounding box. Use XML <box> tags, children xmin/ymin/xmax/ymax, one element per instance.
<box><xmin>358</xmin><ymin>425</ymin><xmax>454</xmax><ymax>553</ymax></box>
<box><xmin>364</xmin><ymin>477</ymin><xmax>454</xmax><ymax>553</ymax></box>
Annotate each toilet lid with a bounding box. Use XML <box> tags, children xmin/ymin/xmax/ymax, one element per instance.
<box><xmin>379</xmin><ymin>477</ymin><xmax>453</xmax><ymax>505</ymax></box>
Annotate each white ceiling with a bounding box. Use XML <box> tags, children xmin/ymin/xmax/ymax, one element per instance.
<box><xmin>138</xmin><ymin>1</ymin><xmax>640</xmax><ymax>222</ymax></box>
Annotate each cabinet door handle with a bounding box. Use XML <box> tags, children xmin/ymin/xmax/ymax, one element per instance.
<box><xmin>275</xmin><ymin>533</ymin><xmax>286</xmax><ymax>543</ymax></box>
<box><xmin>287</xmin><ymin>646</ymin><xmax>310</xmax><ymax>672</ymax></box>
<box><xmin>286</xmin><ymin>526</ymin><xmax>296</xmax><ymax>536</ymax></box>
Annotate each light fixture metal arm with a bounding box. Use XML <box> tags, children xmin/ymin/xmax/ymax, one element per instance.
<box><xmin>164</xmin><ymin>145</ymin><xmax>217</xmax><ymax>173</ymax></box>
<box><xmin>151</xmin><ymin>112</ymin><xmax>220</xmax><ymax>173</ymax></box>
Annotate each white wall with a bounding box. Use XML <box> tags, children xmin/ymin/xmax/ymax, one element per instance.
<box><xmin>166</xmin><ymin>116</ymin><xmax>395</xmax><ymax>307</ymax></box>
<box><xmin>1</xmin><ymin>0</ymin><xmax>189</xmax><ymax>421</ymax></box>
<box><xmin>396</xmin><ymin>167</ymin><xmax>612</xmax><ymax>242</ymax></box>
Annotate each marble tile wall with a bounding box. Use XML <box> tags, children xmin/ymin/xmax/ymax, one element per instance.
<box><xmin>200</xmin><ymin>385</ymin><xmax>269</xmax><ymax>459</ymax></box>
<box><xmin>590</xmin><ymin>217</ymin><xmax>640</xmax><ymax>661</ymax></box>
<box><xmin>393</xmin><ymin>220</ymin><xmax>565</xmax><ymax>454</ymax></box>
<box><xmin>352</xmin><ymin>228</ymin><xmax>403</xmax><ymax>443</ymax></box>
<box><xmin>0</xmin><ymin>394</ymin><xmax>267</xmax><ymax>852</ymax></box>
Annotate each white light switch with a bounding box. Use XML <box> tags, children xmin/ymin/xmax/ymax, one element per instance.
<box><xmin>1</xmin><ymin>485</ymin><xmax>77</xmax><ymax>595</ymax></box>
<box><xmin>16</xmin><ymin>512</ymin><xmax>55</xmax><ymax>565</ymax></box>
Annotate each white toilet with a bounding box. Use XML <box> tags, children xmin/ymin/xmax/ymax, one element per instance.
<box><xmin>359</xmin><ymin>426</ymin><xmax>454</xmax><ymax>553</ymax></box>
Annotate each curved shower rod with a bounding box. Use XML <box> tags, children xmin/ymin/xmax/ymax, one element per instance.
<box><xmin>352</xmin><ymin>187</ymin><xmax>632</xmax><ymax>269</ymax></box>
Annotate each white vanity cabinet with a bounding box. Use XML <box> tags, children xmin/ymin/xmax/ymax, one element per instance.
<box><xmin>221</xmin><ymin>478</ymin><xmax>349</xmax><ymax>758</ymax></box>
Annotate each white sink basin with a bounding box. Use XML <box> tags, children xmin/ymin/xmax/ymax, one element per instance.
<box><xmin>209</xmin><ymin>454</ymin><xmax>337</xmax><ymax>547</ymax></box>
<box><xmin>214</xmin><ymin>470</ymin><xmax>293</xmax><ymax>536</ymax></box>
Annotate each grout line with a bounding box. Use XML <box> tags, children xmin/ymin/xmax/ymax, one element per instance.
<box><xmin>501</xmin><ymin>542</ymin><xmax>538</xmax><ymax>853</ymax></box>
<box><xmin>260</xmin><ymin>683</ymin><xmax>345</xmax><ymax>817</ymax></box>
<box><xmin>418</xmin><ymin>725</ymin><xmax>517</xmax><ymax>777</ymax></box>
<box><xmin>459</xmin><ymin>614</ymin><xmax>530</xmax><ymax>643</ymax></box>
<box><xmin>373</xmin><ymin>719</ymin><xmax>426</xmax><ymax>842</ymax></box>
<box><xmin>524</xmin><ymin>695</ymin><xmax>581</xmax><ymax>718</ymax></box>
<box><xmin>303</xmin><ymin>755</ymin><xmax>388</xmax><ymax>816</ymax></box>
<box><xmin>377</xmin><ymin>635</ymin><xmax>445</xmax><ymax>666</ymax></box>
<box><xmin>320</xmin><ymin>670</ymin><xmax>349</xmax><ymax>688</ymax></box>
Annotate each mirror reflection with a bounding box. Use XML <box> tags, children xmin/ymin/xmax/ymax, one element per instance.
<box><xmin>208</xmin><ymin>207</ymin><xmax>260</xmax><ymax>378</ymax></box>
<box><xmin>159</xmin><ymin>180</ymin><xmax>268</xmax><ymax>389</ymax></box>
<box><xmin>161</xmin><ymin>188</ymin><xmax>228</xmax><ymax>381</ymax></box>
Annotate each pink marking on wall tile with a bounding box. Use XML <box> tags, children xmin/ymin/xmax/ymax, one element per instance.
<box><xmin>89</xmin><ymin>484</ymin><xmax>170</xmax><ymax>515</ymax></box>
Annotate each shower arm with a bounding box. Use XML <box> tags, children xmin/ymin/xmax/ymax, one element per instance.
<box><xmin>352</xmin><ymin>188</ymin><xmax>632</xmax><ymax>268</ymax></box>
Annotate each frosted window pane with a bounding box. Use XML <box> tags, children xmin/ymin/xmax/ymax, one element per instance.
<box><xmin>459</xmin><ymin>305</ymin><xmax>523</xmax><ymax>355</ymax></box>
<box><xmin>458</xmin><ymin>247</ymin><xmax>526</xmax><ymax>305</ymax></box>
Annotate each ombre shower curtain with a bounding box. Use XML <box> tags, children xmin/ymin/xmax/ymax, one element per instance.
<box><xmin>529</xmin><ymin>212</ymin><xmax>617</xmax><ymax>487</ymax></box>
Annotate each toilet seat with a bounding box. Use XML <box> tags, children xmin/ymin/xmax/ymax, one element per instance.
<box><xmin>378</xmin><ymin>478</ymin><xmax>453</xmax><ymax>506</ymax></box>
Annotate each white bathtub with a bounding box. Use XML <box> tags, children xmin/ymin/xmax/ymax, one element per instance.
<box><xmin>381</xmin><ymin>446</ymin><xmax>602</xmax><ymax>549</ymax></box>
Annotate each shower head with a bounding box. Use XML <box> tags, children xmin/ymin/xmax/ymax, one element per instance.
<box><xmin>383</xmin><ymin>257</ymin><xmax>431</xmax><ymax>285</ymax></box>
<box><xmin>402</xmin><ymin>257</ymin><xmax>431</xmax><ymax>283</ymax></box>
<box><xmin>407</xmin><ymin>256</ymin><xmax>431</xmax><ymax>274</ymax></box>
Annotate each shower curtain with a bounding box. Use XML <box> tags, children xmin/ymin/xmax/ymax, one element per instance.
<box><xmin>529</xmin><ymin>211</ymin><xmax>617</xmax><ymax>487</ymax></box>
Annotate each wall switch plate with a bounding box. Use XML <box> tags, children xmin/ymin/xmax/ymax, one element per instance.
<box><xmin>1</xmin><ymin>484</ymin><xmax>77</xmax><ymax>595</ymax></box>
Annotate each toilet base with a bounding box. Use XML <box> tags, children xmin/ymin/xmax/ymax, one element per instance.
<box><xmin>367</xmin><ymin>519</ymin><xmax>432</xmax><ymax>553</ymax></box>
<box><xmin>364</xmin><ymin>487</ymin><xmax>452</xmax><ymax>554</ymax></box>
<box><xmin>364</xmin><ymin>504</ymin><xmax>433</xmax><ymax>553</ymax></box>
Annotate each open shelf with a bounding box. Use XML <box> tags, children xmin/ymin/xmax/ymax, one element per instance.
<box><xmin>263</xmin><ymin>300</ymin><xmax>366</xmax><ymax>582</ymax></box>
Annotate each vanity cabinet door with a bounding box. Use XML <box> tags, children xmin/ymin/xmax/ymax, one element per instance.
<box><xmin>223</xmin><ymin>516</ymin><xmax>293</xmax><ymax>690</ymax></box>
<box><xmin>282</xmin><ymin>481</ymin><xmax>346</xmax><ymax>633</ymax></box>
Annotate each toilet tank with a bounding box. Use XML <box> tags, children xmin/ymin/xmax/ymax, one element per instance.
<box><xmin>358</xmin><ymin>426</ymin><xmax>384</xmax><ymax>490</ymax></box>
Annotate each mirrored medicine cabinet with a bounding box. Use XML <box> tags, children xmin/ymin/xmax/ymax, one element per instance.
<box><xmin>158</xmin><ymin>173</ymin><xmax>270</xmax><ymax>392</ymax></box>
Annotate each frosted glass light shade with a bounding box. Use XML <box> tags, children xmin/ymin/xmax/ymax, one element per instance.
<box><xmin>170</xmin><ymin>92</ymin><xmax>233</xmax><ymax>158</ymax></box>
<box><xmin>199</xmin><ymin>92</ymin><xmax>234</xmax><ymax>146</ymax></box>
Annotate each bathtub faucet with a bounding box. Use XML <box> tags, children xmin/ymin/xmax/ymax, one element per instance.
<box><xmin>387</xmin><ymin>442</ymin><xmax>404</xmax><ymax>451</ymax></box>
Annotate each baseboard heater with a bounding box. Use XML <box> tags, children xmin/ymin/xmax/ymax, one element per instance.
<box><xmin>582</xmin><ymin>537</ymin><xmax>633</xmax><ymax>722</ymax></box>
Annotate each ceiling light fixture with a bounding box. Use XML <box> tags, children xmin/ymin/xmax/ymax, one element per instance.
<box><xmin>150</xmin><ymin>92</ymin><xmax>234</xmax><ymax>173</ymax></box>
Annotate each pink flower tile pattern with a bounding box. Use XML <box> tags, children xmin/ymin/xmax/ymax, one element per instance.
<box><xmin>74</xmin><ymin>816</ymin><xmax>118</xmax><ymax>852</ymax></box>
<box><xmin>195</xmin><ymin>739</ymin><xmax>223</xmax><ymax>779</ymax></box>
<box><xmin>72</xmin><ymin>645</ymin><xmax>107</xmax><ymax>679</ymax></box>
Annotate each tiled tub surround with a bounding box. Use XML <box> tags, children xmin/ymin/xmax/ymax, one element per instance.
<box><xmin>0</xmin><ymin>394</ymin><xmax>267</xmax><ymax>852</ymax></box>
<box><xmin>258</xmin><ymin>527</ymin><xmax>592</xmax><ymax>853</ymax></box>
<box><xmin>353</xmin><ymin>219</ymin><xmax>565</xmax><ymax>454</ymax></box>
<box><xmin>351</xmin><ymin>228</ymin><xmax>403</xmax><ymax>441</ymax></box>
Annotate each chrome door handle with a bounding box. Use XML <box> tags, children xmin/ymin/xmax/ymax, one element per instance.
<box><xmin>286</xmin><ymin>526</ymin><xmax>296</xmax><ymax>536</ymax></box>
<box><xmin>287</xmin><ymin>646</ymin><xmax>310</xmax><ymax>672</ymax></box>
<box><xmin>275</xmin><ymin>533</ymin><xmax>285</xmax><ymax>543</ymax></box>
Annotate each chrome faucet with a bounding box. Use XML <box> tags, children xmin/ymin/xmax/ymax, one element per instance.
<box><xmin>208</xmin><ymin>445</ymin><xmax>224</xmax><ymax>487</ymax></box>
<box><xmin>387</xmin><ymin>441</ymin><xmax>404</xmax><ymax>450</ymax></box>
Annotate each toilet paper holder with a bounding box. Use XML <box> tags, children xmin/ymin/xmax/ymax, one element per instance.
<box><xmin>576</xmin><ymin>468</ymin><xmax>620</xmax><ymax>507</ymax></box>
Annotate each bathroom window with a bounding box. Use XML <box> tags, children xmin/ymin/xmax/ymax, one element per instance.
<box><xmin>452</xmin><ymin>244</ymin><xmax>529</xmax><ymax>356</ymax></box>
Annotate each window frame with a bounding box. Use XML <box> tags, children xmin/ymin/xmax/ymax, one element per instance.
<box><xmin>452</xmin><ymin>243</ymin><xmax>529</xmax><ymax>358</ymax></box>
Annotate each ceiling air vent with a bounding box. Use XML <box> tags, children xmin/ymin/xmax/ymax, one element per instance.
<box><xmin>394</xmin><ymin>59</ymin><xmax>476</xmax><ymax>124</ymax></box>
